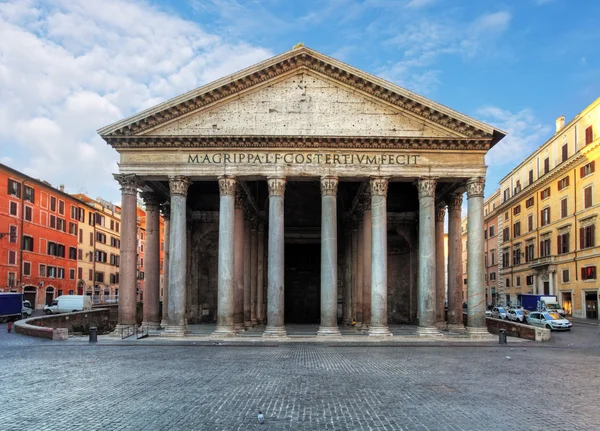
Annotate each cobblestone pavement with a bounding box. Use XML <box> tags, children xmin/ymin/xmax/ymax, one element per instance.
<box><xmin>1</xmin><ymin>322</ymin><xmax>599</xmax><ymax>431</ymax></box>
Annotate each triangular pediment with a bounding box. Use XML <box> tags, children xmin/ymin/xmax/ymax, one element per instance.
<box><xmin>99</xmin><ymin>46</ymin><xmax>505</xmax><ymax>147</ymax></box>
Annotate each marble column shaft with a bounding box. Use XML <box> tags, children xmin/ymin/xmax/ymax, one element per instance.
<box><xmin>160</xmin><ymin>206</ymin><xmax>170</xmax><ymax>327</ymax></box>
<box><xmin>447</xmin><ymin>193</ymin><xmax>464</xmax><ymax>330</ymax></box>
<box><xmin>416</xmin><ymin>178</ymin><xmax>439</xmax><ymax>335</ymax></box>
<box><xmin>356</xmin><ymin>214</ymin><xmax>364</xmax><ymax>325</ymax></box>
<box><xmin>435</xmin><ymin>206</ymin><xmax>446</xmax><ymax>328</ymax></box>
<box><xmin>256</xmin><ymin>223</ymin><xmax>265</xmax><ymax>324</ymax></box>
<box><xmin>369</xmin><ymin>177</ymin><xmax>391</xmax><ymax>336</ymax></box>
<box><xmin>250</xmin><ymin>224</ymin><xmax>258</xmax><ymax>326</ymax></box>
<box><xmin>317</xmin><ymin>176</ymin><xmax>341</xmax><ymax>336</ymax></box>
<box><xmin>466</xmin><ymin>177</ymin><xmax>488</xmax><ymax>335</ymax></box>
<box><xmin>114</xmin><ymin>174</ymin><xmax>138</xmax><ymax>328</ymax></box>
<box><xmin>342</xmin><ymin>217</ymin><xmax>352</xmax><ymax>325</ymax></box>
<box><xmin>361</xmin><ymin>206</ymin><xmax>372</xmax><ymax>332</ymax></box>
<box><xmin>164</xmin><ymin>176</ymin><xmax>190</xmax><ymax>336</ymax></box>
<box><xmin>351</xmin><ymin>224</ymin><xmax>358</xmax><ymax>322</ymax></box>
<box><xmin>233</xmin><ymin>193</ymin><xmax>245</xmax><ymax>329</ymax></box>
<box><xmin>213</xmin><ymin>176</ymin><xmax>236</xmax><ymax>336</ymax></box>
<box><xmin>263</xmin><ymin>177</ymin><xmax>286</xmax><ymax>337</ymax></box>
<box><xmin>141</xmin><ymin>193</ymin><xmax>161</xmax><ymax>329</ymax></box>
<box><xmin>243</xmin><ymin>217</ymin><xmax>251</xmax><ymax>328</ymax></box>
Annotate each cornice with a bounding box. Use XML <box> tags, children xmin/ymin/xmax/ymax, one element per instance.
<box><xmin>99</xmin><ymin>48</ymin><xmax>502</xmax><ymax>142</ymax></box>
<box><xmin>105</xmin><ymin>135</ymin><xmax>490</xmax><ymax>150</ymax></box>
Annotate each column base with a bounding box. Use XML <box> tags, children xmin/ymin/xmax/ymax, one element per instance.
<box><xmin>251</xmin><ymin>319</ymin><xmax>257</xmax><ymax>327</ymax></box>
<box><xmin>342</xmin><ymin>318</ymin><xmax>351</xmax><ymax>326</ymax></box>
<box><xmin>416</xmin><ymin>326</ymin><xmax>443</xmax><ymax>337</ymax></box>
<box><xmin>141</xmin><ymin>321</ymin><xmax>160</xmax><ymax>330</ymax></box>
<box><xmin>109</xmin><ymin>324</ymin><xmax>136</xmax><ymax>338</ymax></box>
<box><xmin>160</xmin><ymin>325</ymin><xmax>189</xmax><ymax>337</ymax></box>
<box><xmin>436</xmin><ymin>321</ymin><xmax>447</xmax><ymax>330</ymax></box>
<box><xmin>211</xmin><ymin>325</ymin><xmax>237</xmax><ymax>338</ymax></box>
<box><xmin>159</xmin><ymin>319</ymin><xmax>169</xmax><ymax>329</ymax></box>
<box><xmin>316</xmin><ymin>326</ymin><xmax>341</xmax><ymax>337</ymax></box>
<box><xmin>465</xmin><ymin>326</ymin><xmax>493</xmax><ymax>339</ymax></box>
<box><xmin>234</xmin><ymin>322</ymin><xmax>245</xmax><ymax>331</ymax></box>
<box><xmin>368</xmin><ymin>325</ymin><xmax>392</xmax><ymax>337</ymax></box>
<box><xmin>359</xmin><ymin>324</ymin><xmax>370</xmax><ymax>334</ymax></box>
<box><xmin>353</xmin><ymin>321</ymin><xmax>362</xmax><ymax>330</ymax></box>
<box><xmin>244</xmin><ymin>320</ymin><xmax>252</xmax><ymax>329</ymax></box>
<box><xmin>262</xmin><ymin>325</ymin><xmax>287</xmax><ymax>338</ymax></box>
<box><xmin>447</xmin><ymin>323</ymin><xmax>466</xmax><ymax>333</ymax></box>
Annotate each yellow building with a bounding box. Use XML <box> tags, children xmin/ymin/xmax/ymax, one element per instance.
<box><xmin>493</xmin><ymin>98</ymin><xmax>599</xmax><ymax>320</ymax></box>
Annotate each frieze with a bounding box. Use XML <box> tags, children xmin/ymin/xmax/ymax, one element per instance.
<box><xmin>417</xmin><ymin>178</ymin><xmax>437</xmax><ymax>199</ymax></box>
<box><xmin>114</xmin><ymin>173</ymin><xmax>139</xmax><ymax>196</ymax></box>
<box><xmin>320</xmin><ymin>176</ymin><xmax>338</xmax><ymax>196</ymax></box>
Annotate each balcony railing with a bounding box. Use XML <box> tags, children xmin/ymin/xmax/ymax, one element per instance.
<box><xmin>528</xmin><ymin>256</ymin><xmax>556</xmax><ymax>268</ymax></box>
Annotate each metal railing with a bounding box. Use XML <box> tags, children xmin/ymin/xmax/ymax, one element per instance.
<box><xmin>120</xmin><ymin>325</ymin><xmax>135</xmax><ymax>339</ymax></box>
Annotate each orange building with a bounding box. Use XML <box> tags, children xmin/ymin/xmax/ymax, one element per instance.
<box><xmin>1</xmin><ymin>163</ymin><xmax>84</xmax><ymax>309</ymax></box>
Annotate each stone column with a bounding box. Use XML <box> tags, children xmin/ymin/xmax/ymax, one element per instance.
<box><xmin>317</xmin><ymin>176</ymin><xmax>341</xmax><ymax>336</ymax></box>
<box><xmin>160</xmin><ymin>203</ymin><xmax>170</xmax><ymax>328</ymax></box>
<box><xmin>113</xmin><ymin>174</ymin><xmax>138</xmax><ymax>332</ymax></box>
<box><xmin>256</xmin><ymin>220</ymin><xmax>265</xmax><ymax>324</ymax></box>
<box><xmin>212</xmin><ymin>176</ymin><xmax>237</xmax><ymax>337</ymax></box>
<box><xmin>342</xmin><ymin>215</ymin><xmax>352</xmax><ymax>325</ymax></box>
<box><xmin>466</xmin><ymin>177</ymin><xmax>488</xmax><ymax>336</ymax></box>
<box><xmin>447</xmin><ymin>193</ymin><xmax>465</xmax><ymax>332</ymax></box>
<box><xmin>356</xmin><ymin>211</ymin><xmax>364</xmax><ymax>327</ymax></box>
<box><xmin>369</xmin><ymin>177</ymin><xmax>392</xmax><ymax>336</ymax></box>
<box><xmin>435</xmin><ymin>206</ymin><xmax>446</xmax><ymax>329</ymax></box>
<box><xmin>549</xmin><ymin>270</ymin><xmax>554</xmax><ymax>296</ymax></box>
<box><xmin>233</xmin><ymin>192</ymin><xmax>245</xmax><ymax>330</ymax></box>
<box><xmin>361</xmin><ymin>200</ymin><xmax>372</xmax><ymax>333</ymax></box>
<box><xmin>263</xmin><ymin>177</ymin><xmax>287</xmax><ymax>337</ymax></box>
<box><xmin>416</xmin><ymin>178</ymin><xmax>440</xmax><ymax>336</ymax></box>
<box><xmin>243</xmin><ymin>215</ymin><xmax>252</xmax><ymax>328</ymax></box>
<box><xmin>250</xmin><ymin>221</ymin><xmax>258</xmax><ymax>326</ymax></box>
<box><xmin>141</xmin><ymin>192</ymin><xmax>161</xmax><ymax>329</ymax></box>
<box><xmin>163</xmin><ymin>176</ymin><xmax>190</xmax><ymax>336</ymax></box>
<box><xmin>351</xmin><ymin>220</ymin><xmax>358</xmax><ymax>323</ymax></box>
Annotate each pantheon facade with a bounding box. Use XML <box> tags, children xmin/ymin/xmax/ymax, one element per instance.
<box><xmin>99</xmin><ymin>46</ymin><xmax>505</xmax><ymax>337</ymax></box>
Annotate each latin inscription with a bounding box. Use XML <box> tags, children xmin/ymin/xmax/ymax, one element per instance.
<box><xmin>188</xmin><ymin>152</ymin><xmax>420</xmax><ymax>166</ymax></box>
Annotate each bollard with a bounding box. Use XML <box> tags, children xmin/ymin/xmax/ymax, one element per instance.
<box><xmin>7</xmin><ymin>321</ymin><xmax>12</xmax><ymax>333</ymax></box>
<box><xmin>498</xmin><ymin>328</ymin><xmax>507</xmax><ymax>345</ymax></box>
<box><xmin>89</xmin><ymin>326</ymin><xmax>98</xmax><ymax>343</ymax></box>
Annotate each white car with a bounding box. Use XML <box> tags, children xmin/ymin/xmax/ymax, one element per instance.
<box><xmin>491</xmin><ymin>306</ymin><xmax>508</xmax><ymax>320</ymax></box>
<box><xmin>44</xmin><ymin>300</ymin><xmax>59</xmax><ymax>315</ymax></box>
<box><xmin>507</xmin><ymin>309</ymin><xmax>525</xmax><ymax>323</ymax></box>
<box><xmin>527</xmin><ymin>312</ymin><xmax>572</xmax><ymax>331</ymax></box>
<box><xmin>22</xmin><ymin>300</ymin><xmax>33</xmax><ymax>318</ymax></box>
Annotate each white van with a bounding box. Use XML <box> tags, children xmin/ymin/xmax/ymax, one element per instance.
<box><xmin>56</xmin><ymin>295</ymin><xmax>93</xmax><ymax>313</ymax></box>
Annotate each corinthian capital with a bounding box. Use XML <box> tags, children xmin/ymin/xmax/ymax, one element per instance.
<box><xmin>370</xmin><ymin>177</ymin><xmax>389</xmax><ymax>197</ymax></box>
<box><xmin>466</xmin><ymin>177</ymin><xmax>485</xmax><ymax>198</ymax></box>
<box><xmin>417</xmin><ymin>178</ymin><xmax>437</xmax><ymax>199</ymax></box>
<box><xmin>140</xmin><ymin>192</ymin><xmax>160</xmax><ymax>209</ymax></box>
<box><xmin>114</xmin><ymin>174</ymin><xmax>139</xmax><ymax>196</ymax></box>
<box><xmin>267</xmin><ymin>177</ymin><xmax>286</xmax><ymax>197</ymax></box>
<box><xmin>320</xmin><ymin>176</ymin><xmax>338</xmax><ymax>196</ymax></box>
<box><xmin>447</xmin><ymin>193</ymin><xmax>463</xmax><ymax>211</ymax></box>
<box><xmin>435</xmin><ymin>207</ymin><xmax>446</xmax><ymax>223</ymax></box>
<box><xmin>160</xmin><ymin>202</ymin><xmax>171</xmax><ymax>220</ymax></box>
<box><xmin>218</xmin><ymin>176</ymin><xmax>236</xmax><ymax>196</ymax></box>
<box><xmin>168</xmin><ymin>176</ymin><xmax>190</xmax><ymax>197</ymax></box>
<box><xmin>234</xmin><ymin>191</ymin><xmax>245</xmax><ymax>209</ymax></box>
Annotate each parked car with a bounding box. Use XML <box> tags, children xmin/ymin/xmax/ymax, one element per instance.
<box><xmin>56</xmin><ymin>295</ymin><xmax>93</xmax><ymax>313</ymax></box>
<box><xmin>22</xmin><ymin>300</ymin><xmax>33</xmax><ymax>318</ymax></box>
<box><xmin>507</xmin><ymin>309</ymin><xmax>525</xmax><ymax>323</ymax></box>
<box><xmin>485</xmin><ymin>306</ymin><xmax>493</xmax><ymax>317</ymax></box>
<box><xmin>44</xmin><ymin>300</ymin><xmax>59</xmax><ymax>315</ymax></box>
<box><xmin>527</xmin><ymin>312</ymin><xmax>572</xmax><ymax>331</ymax></box>
<box><xmin>491</xmin><ymin>306</ymin><xmax>508</xmax><ymax>320</ymax></box>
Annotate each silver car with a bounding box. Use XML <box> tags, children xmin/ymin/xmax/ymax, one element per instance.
<box><xmin>507</xmin><ymin>309</ymin><xmax>525</xmax><ymax>323</ymax></box>
<box><xmin>491</xmin><ymin>306</ymin><xmax>508</xmax><ymax>320</ymax></box>
<box><xmin>527</xmin><ymin>312</ymin><xmax>572</xmax><ymax>331</ymax></box>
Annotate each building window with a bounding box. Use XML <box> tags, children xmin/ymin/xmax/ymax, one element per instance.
<box><xmin>528</xmin><ymin>169</ymin><xmax>534</xmax><ymax>185</ymax></box>
<box><xmin>489</xmin><ymin>225</ymin><xmax>495</xmax><ymax>237</ymax></box>
<box><xmin>89</xmin><ymin>269</ymin><xmax>93</xmax><ymax>281</ymax></box>
<box><xmin>503</xmin><ymin>189</ymin><xmax>509</xmax><ymax>202</ymax></box>
<box><xmin>512</xmin><ymin>248</ymin><xmax>521</xmax><ymax>266</ymax></box>
<box><xmin>580</xmin><ymin>225</ymin><xmax>595</xmax><ymax>249</ymax></box>
<box><xmin>525</xmin><ymin>243</ymin><xmax>535</xmax><ymax>262</ymax></box>
<box><xmin>69</xmin><ymin>247</ymin><xmax>77</xmax><ymax>260</ymax></box>
<box><xmin>516</xmin><ymin>276</ymin><xmax>521</xmax><ymax>287</ymax></box>
<box><xmin>505</xmin><ymin>278</ymin><xmax>510</xmax><ymax>288</ymax></box>
<box><xmin>78</xmin><ymin>207</ymin><xmax>85</xmax><ymax>223</ymax></box>
<box><xmin>580</xmin><ymin>161</ymin><xmax>595</xmax><ymax>178</ymax></box>
<box><xmin>526</xmin><ymin>275</ymin><xmax>534</xmax><ymax>286</ymax></box>
<box><xmin>513</xmin><ymin>221</ymin><xmax>521</xmax><ymax>238</ymax></box>
<box><xmin>544</xmin><ymin>157</ymin><xmax>550</xmax><ymax>174</ymax></box>
<box><xmin>561</xmin><ymin>143</ymin><xmax>568</xmax><ymax>162</ymax></box>
<box><xmin>541</xmin><ymin>207</ymin><xmax>551</xmax><ymax>227</ymax></box>
<box><xmin>540</xmin><ymin>238</ymin><xmax>551</xmax><ymax>257</ymax></box>
<box><xmin>584</xmin><ymin>186</ymin><xmax>593</xmax><ymax>209</ymax></box>
<box><xmin>528</xmin><ymin>214</ymin><xmax>534</xmax><ymax>232</ymax></box>
<box><xmin>24</xmin><ymin>206</ymin><xmax>33</xmax><ymax>222</ymax></box>
<box><xmin>558</xmin><ymin>176</ymin><xmax>569</xmax><ymax>191</ymax></box>
<box><xmin>8</xmin><ymin>179</ymin><xmax>22</xmax><ymax>197</ymax></box>
<box><xmin>581</xmin><ymin>266</ymin><xmax>596</xmax><ymax>280</ymax></box>
<box><xmin>491</xmin><ymin>250</ymin><xmax>495</xmax><ymax>265</ymax></box>
<box><xmin>47</xmin><ymin>266</ymin><xmax>56</xmax><ymax>278</ymax></box>
<box><xmin>503</xmin><ymin>227</ymin><xmax>510</xmax><ymax>241</ymax></box>
<box><xmin>39</xmin><ymin>264</ymin><xmax>46</xmax><ymax>277</ymax></box>
<box><xmin>69</xmin><ymin>269</ymin><xmax>75</xmax><ymax>280</ymax></box>
<box><xmin>50</xmin><ymin>196</ymin><xmax>56</xmax><ymax>212</ymax></box>
<box><xmin>78</xmin><ymin>249</ymin><xmax>83</xmax><ymax>260</ymax></box>
<box><xmin>95</xmin><ymin>272</ymin><xmax>105</xmax><ymax>283</ymax></box>
<box><xmin>8</xmin><ymin>272</ymin><xmax>16</xmax><ymax>287</ymax></box>
<box><xmin>78</xmin><ymin>267</ymin><xmax>83</xmax><ymax>280</ymax></box>
<box><xmin>502</xmin><ymin>248</ymin><xmax>510</xmax><ymax>268</ymax></box>
<box><xmin>23</xmin><ymin>261</ymin><xmax>31</xmax><ymax>276</ymax></box>
<box><xmin>57</xmin><ymin>267</ymin><xmax>65</xmax><ymax>279</ymax></box>
<box><xmin>561</xmin><ymin>198</ymin><xmax>568</xmax><ymax>218</ymax></box>
<box><xmin>79</xmin><ymin>228</ymin><xmax>83</xmax><ymax>243</ymax></box>
<box><xmin>540</xmin><ymin>187</ymin><xmax>551</xmax><ymax>200</ymax></box>
<box><xmin>585</xmin><ymin>125</ymin><xmax>594</xmax><ymax>145</ymax></box>
<box><xmin>8</xmin><ymin>250</ymin><xmax>17</xmax><ymax>265</ymax></box>
<box><xmin>525</xmin><ymin>197</ymin><xmax>534</xmax><ymax>208</ymax></box>
<box><xmin>514</xmin><ymin>180</ymin><xmax>521</xmax><ymax>195</ymax></box>
<box><xmin>96</xmin><ymin>232</ymin><xmax>107</xmax><ymax>244</ymax></box>
<box><xmin>49</xmin><ymin>215</ymin><xmax>56</xmax><ymax>229</ymax></box>
<box><xmin>9</xmin><ymin>201</ymin><xmax>18</xmax><ymax>216</ymax></box>
<box><xmin>116</xmin><ymin>222</ymin><xmax>120</xmax><ymax>233</ymax></box>
<box><xmin>89</xmin><ymin>232</ymin><xmax>94</xmax><ymax>246</ymax></box>
<box><xmin>57</xmin><ymin>218</ymin><xmax>66</xmax><ymax>232</ymax></box>
<box><xmin>513</xmin><ymin>205</ymin><xmax>521</xmax><ymax>215</ymax></box>
<box><xmin>557</xmin><ymin>232</ymin><xmax>569</xmax><ymax>254</ymax></box>
<box><xmin>490</xmin><ymin>272</ymin><xmax>496</xmax><ymax>281</ymax></box>
<box><xmin>22</xmin><ymin>235</ymin><xmax>34</xmax><ymax>252</ymax></box>
<box><xmin>69</xmin><ymin>222</ymin><xmax>77</xmax><ymax>235</ymax></box>
<box><xmin>9</xmin><ymin>226</ymin><xmax>17</xmax><ymax>243</ymax></box>
<box><xmin>562</xmin><ymin>269</ymin><xmax>569</xmax><ymax>283</ymax></box>
<box><xmin>58</xmin><ymin>200</ymin><xmax>65</xmax><ymax>215</ymax></box>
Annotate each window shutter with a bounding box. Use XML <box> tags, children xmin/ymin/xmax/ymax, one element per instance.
<box><xmin>581</xmin><ymin>267</ymin><xmax>585</xmax><ymax>279</ymax></box>
<box><xmin>580</xmin><ymin>227</ymin><xmax>585</xmax><ymax>249</ymax></box>
<box><xmin>580</xmin><ymin>166</ymin><xmax>585</xmax><ymax>178</ymax></box>
<box><xmin>557</xmin><ymin>180</ymin><xmax>562</xmax><ymax>191</ymax></box>
<box><xmin>566</xmin><ymin>176</ymin><xmax>570</xmax><ymax>186</ymax></box>
<box><xmin>591</xmin><ymin>161</ymin><xmax>595</xmax><ymax>173</ymax></box>
<box><xmin>585</xmin><ymin>126</ymin><xmax>593</xmax><ymax>145</ymax></box>
<box><xmin>557</xmin><ymin>235</ymin><xmax>562</xmax><ymax>254</ymax></box>
<box><xmin>539</xmin><ymin>241</ymin><xmax>543</xmax><ymax>256</ymax></box>
<box><xmin>592</xmin><ymin>225</ymin><xmax>596</xmax><ymax>246</ymax></box>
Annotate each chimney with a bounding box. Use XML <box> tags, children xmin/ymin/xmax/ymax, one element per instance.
<box><xmin>555</xmin><ymin>115</ymin><xmax>565</xmax><ymax>133</ymax></box>
<box><xmin>60</xmin><ymin>184</ymin><xmax>65</xmax><ymax>192</ymax></box>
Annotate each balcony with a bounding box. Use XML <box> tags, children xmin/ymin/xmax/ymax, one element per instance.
<box><xmin>529</xmin><ymin>256</ymin><xmax>555</xmax><ymax>269</ymax></box>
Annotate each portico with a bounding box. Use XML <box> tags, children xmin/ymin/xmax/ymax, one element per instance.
<box><xmin>101</xmin><ymin>46</ymin><xmax>505</xmax><ymax>338</ymax></box>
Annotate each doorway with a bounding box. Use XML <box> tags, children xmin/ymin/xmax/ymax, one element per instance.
<box><xmin>45</xmin><ymin>287</ymin><xmax>54</xmax><ymax>305</ymax></box>
<box><xmin>585</xmin><ymin>292</ymin><xmax>598</xmax><ymax>319</ymax></box>
<box><xmin>561</xmin><ymin>292</ymin><xmax>572</xmax><ymax>316</ymax></box>
<box><xmin>23</xmin><ymin>286</ymin><xmax>37</xmax><ymax>307</ymax></box>
<box><xmin>543</xmin><ymin>281</ymin><xmax>550</xmax><ymax>295</ymax></box>
<box><xmin>284</xmin><ymin>243</ymin><xmax>320</xmax><ymax>324</ymax></box>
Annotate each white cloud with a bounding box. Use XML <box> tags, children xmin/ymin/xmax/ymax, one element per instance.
<box><xmin>0</xmin><ymin>0</ymin><xmax>272</xmax><ymax>202</ymax></box>
<box><xmin>405</xmin><ymin>0</ymin><xmax>437</xmax><ymax>9</ymax></box>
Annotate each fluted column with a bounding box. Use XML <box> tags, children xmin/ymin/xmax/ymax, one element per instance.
<box><xmin>113</xmin><ymin>174</ymin><xmax>138</xmax><ymax>332</ymax></box>
<box><xmin>233</xmin><ymin>192</ymin><xmax>245</xmax><ymax>330</ymax></box>
<box><xmin>369</xmin><ymin>177</ymin><xmax>391</xmax><ymax>336</ymax></box>
<box><xmin>435</xmin><ymin>206</ymin><xmax>446</xmax><ymax>329</ymax></box>
<box><xmin>416</xmin><ymin>178</ymin><xmax>440</xmax><ymax>336</ymax></box>
<box><xmin>263</xmin><ymin>177</ymin><xmax>287</xmax><ymax>337</ymax></box>
<box><xmin>317</xmin><ymin>176</ymin><xmax>341</xmax><ymax>336</ymax></box>
<box><xmin>361</xmin><ymin>198</ymin><xmax>372</xmax><ymax>333</ymax></box>
<box><xmin>466</xmin><ymin>177</ymin><xmax>488</xmax><ymax>336</ymax></box>
<box><xmin>250</xmin><ymin>221</ymin><xmax>258</xmax><ymax>326</ymax></box>
<box><xmin>160</xmin><ymin>204</ymin><xmax>170</xmax><ymax>328</ymax></box>
<box><xmin>212</xmin><ymin>176</ymin><xmax>237</xmax><ymax>337</ymax></box>
<box><xmin>141</xmin><ymin>192</ymin><xmax>161</xmax><ymax>329</ymax></box>
<box><xmin>243</xmin><ymin>215</ymin><xmax>251</xmax><ymax>328</ymax></box>
<box><xmin>351</xmin><ymin>219</ymin><xmax>358</xmax><ymax>323</ymax></box>
<box><xmin>342</xmin><ymin>215</ymin><xmax>352</xmax><ymax>325</ymax></box>
<box><xmin>447</xmin><ymin>193</ymin><xmax>465</xmax><ymax>332</ymax></box>
<box><xmin>163</xmin><ymin>176</ymin><xmax>190</xmax><ymax>336</ymax></box>
<box><xmin>256</xmin><ymin>220</ymin><xmax>265</xmax><ymax>324</ymax></box>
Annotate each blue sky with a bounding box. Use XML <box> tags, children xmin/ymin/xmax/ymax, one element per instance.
<box><xmin>1</xmin><ymin>0</ymin><xmax>599</xmax><ymax>203</ymax></box>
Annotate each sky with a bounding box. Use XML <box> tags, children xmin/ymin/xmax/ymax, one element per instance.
<box><xmin>1</xmin><ymin>0</ymin><xmax>599</xmax><ymax>204</ymax></box>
